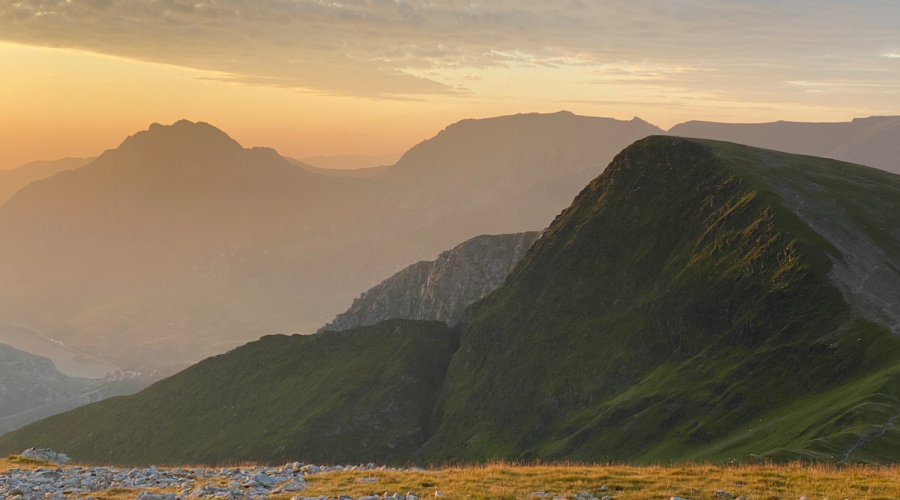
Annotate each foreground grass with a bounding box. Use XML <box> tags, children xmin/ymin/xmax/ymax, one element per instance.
<box><xmin>7</xmin><ymin>457</ymin><xmax>900</xmax><ymax>500</ymax></box>
<box><xmin>0</xmin><ymin>455</ymin><xmax>54</xmax><ymax>473</ymax></box>
<box><xmin>296</xmin><ymin>463</ymin><xmax>900</xmax><ymax>500</ymax></box>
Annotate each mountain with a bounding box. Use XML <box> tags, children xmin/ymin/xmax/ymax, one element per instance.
<box><xmin>0</xmin><ymin>157</ymin><xmax>92</xmax><ymax>206</ymax></box>
<box><xmin>0</xmin><ymin>113</ymin><xmax>660</xmax><ymax>375</ymax></box>
<box><xmin>320</xmin><ymin>232</ymin><xmax>539</xmax><ymax>332</ymax></box>
<box><xmin>372</xmin><ymin>112</ymin><xmax>664</xmax><ymax>239</ymax></box>
<box><xmin>0</xmin><ymin>120</ymin><xmax>370</xmax><ymax>375</ymax></box>
<box><xmin>0</xmin><ymin>320</ymin><xmax>454</xmax><ymax>465</ymax></box>
<box><xmin>0</xmin><ymin>344</ymin><xmax>142</xmax><ymax>435</ymax></box>
<box><xmin>7</xmin><ymin>137</ymin><xmax>900</xmax><ymax>464</ymax></box>
<box><xmin>668</xmin><ymin>116</ymin><xmax>900</xmax><ymax>174</ymax></box>
<box><xmin>0</xmin><ymin>344</ymin><xmax>100</xmax><ymax>421</ymax></box>
<box><xmin>418</xmin><ymin>136</ymin><xmax>900</xmax><ymax>464</ymax></box>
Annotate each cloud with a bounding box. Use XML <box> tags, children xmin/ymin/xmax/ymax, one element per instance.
<box><xmin>1</xmin><ymin>0</ymin><xmax>899</xmax><ymax>99</ymax></box>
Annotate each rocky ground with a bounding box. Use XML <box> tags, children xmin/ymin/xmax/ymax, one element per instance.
<box><xmin>1</xmin><ymin>450</ymin><xmax>437</xmax><ymax>500</ymax></box>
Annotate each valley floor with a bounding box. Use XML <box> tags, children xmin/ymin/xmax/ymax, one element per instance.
<box><xmin>4</xmin><ymin>455</ymin><xmax>900</xmax><ymax>500</ymax></box>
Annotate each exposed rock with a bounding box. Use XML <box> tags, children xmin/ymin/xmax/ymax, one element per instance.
<box><xmin>320</xmin><ymin>232</ymin><xmax>539</xmax><ymax>332</ymax></box>
<box><xmin>21</xmin><ymin>448</ymin><xmax>70</xmax><ymax>464</ymax></box>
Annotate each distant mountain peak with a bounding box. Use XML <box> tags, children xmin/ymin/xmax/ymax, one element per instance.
<box><xmin>113</xmin><ymin>120</ymin><xmax>244</xmax><ymax>162</ymax></box>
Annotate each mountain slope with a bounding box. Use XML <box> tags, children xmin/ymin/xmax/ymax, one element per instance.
<box><xmin>0</xmin><ymin>344</ymin><xmax>100</xmax><ymax>421</ymax></box>
<box><xmin>373</xmin><ymin>112</ymin><xmax>663</xmax><ymax>238</ymax></box>
<box><xmin>0</xmin><ymin>157</ymin><xmax>92</xmax><ymax>206</ymax></box>
<box><xmin>320</xmin><ymin>232</ymin><xmax>539</xmax><ymax>332</ymax></box>
<box><xmin>0</xmin><ymin>320</ymin><xmax>454</xmax><ymax>465</ymax></box>
<box><xmin>417</xmin><ymin>136</ymin><xmax>900</xmax><ymax>464</ymax></box>
<box><xmin>0</xmin><ymin>120</ymin><xmax>368</xmax><ymax>375</ymax></box>
<box><xmin>0</xmin><ymin>114</ymin><xmax>660</xmax><ymax>375</ymax></box>
<box><xmin>0</xmin><ymin>344</ymin><xmax>142</xmax><ymax>435</ymax></box>
<box><xmin>668</xmin><ymin>116</ymin><xmax>900</xmax><ymax>174</ymax></box>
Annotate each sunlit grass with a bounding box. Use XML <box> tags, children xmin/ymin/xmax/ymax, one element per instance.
<box><xmin>0</xmin><ymin>455</ymin><xmax>54</xmax><ymax>472</ymax></box>
<box><xmin>293</xmin><ymin>462</ymin><xmax>900</xmax><ymax>500</ymax></box>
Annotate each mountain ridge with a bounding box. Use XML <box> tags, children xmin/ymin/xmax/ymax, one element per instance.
<box><xmin>668</xmin><ymin>115</ymin><xmax>900</xmax><ymax>174</ymax></box>
<box><xmin>0</xmin><ymin>114</ymin><xmax>661</xmax><ymax>375</ymax></box>
<box><xmin>7</xmin><ymin>137</ymin><xmax>900</xmax><ymax>464</ymax></box>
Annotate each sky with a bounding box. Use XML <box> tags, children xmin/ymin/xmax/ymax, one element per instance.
<box><xmin>1</xmin><ymin>0</ymin><xmax>899</xmax><ymax>169</ymax></box>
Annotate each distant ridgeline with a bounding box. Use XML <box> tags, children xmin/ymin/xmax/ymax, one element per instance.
<box><xmin>319</xmin><ymin>232</ymin><xmax>540</xmax><ymax>333</ymax></box>
<box><xmin>5</xmin><ymin>137</ymin><xmax>900</xmax><ymax>465</ymax></box>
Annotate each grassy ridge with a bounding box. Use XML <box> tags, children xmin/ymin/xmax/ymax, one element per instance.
<box><xmin>419</xmin><ymin>137</ymin><xmax>900</xmax><ymax>463</ymax></box>
<box><xmin>0</xmin><ymin>320</ymin><xmax>456</xmax><ymax>466</ymax></box>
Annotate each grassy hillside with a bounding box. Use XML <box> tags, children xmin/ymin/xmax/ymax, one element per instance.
<box><xmin>418</xmin><ymin>136</ymin><xmax>900</xmax><ymax>464</ymax></box>
<box><xmin>0</xmin><ymin>320</ymin><xmax>455</xmax><ymax>466</ymax></box>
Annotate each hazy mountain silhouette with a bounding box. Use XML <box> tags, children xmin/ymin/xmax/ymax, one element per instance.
<box><xmin>0</xmin><ymin>157</ymin><xmax>93</xmax><ymax>206</ymax></box>
<box><xmin>286</xmin><ymin>158</ymin><xmax>390</xmax><ymax>178</ymax></box>
<box><xmin>0</xmin><ymin>120</ymin><xmax>376</xmax><ymax>374</ymax></box>
<box><xmin>301</xmin><ymin>153</ymin><xmax>402</xmax><ymax>171</ymax></box>
<box><xmin>669</xmin><ymin>116</ymin><xmax>900</xmax><ymax>174</ymax></box>
<box><xmin>0</xmin><ymin>114</ymin><xmax>660</xmax><ymax>375</ymax></box>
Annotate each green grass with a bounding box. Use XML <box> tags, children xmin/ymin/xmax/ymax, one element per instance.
<box><xmin>0</xmin><ymin>320</ymin><xmax>456</xmax><ymax>466</ymax></box>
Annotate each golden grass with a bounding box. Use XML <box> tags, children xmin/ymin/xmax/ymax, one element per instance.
<box><xmin>288</xmin><ymin>462</ymin><xmax>900</xmax><ymax>500</ymax></box>
<box><xmin>0</xmin><ymin>455</ymin><xmax>54</xmax><ymax>473</ymax></box>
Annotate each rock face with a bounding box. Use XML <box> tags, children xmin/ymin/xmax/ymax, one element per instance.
<box><xmin>320</xmin><ymin>232</ymin><xmax>540</xmax><ymax>332</ymax></box>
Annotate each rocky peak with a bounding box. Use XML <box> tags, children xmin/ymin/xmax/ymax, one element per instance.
<box><xmin>319</xmin><ymin>232</ymin><xmax>540</xmax><ymax>332</ymax></box>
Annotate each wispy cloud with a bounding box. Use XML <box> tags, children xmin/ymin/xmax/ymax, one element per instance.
<box><xmin>1</xmin><ymin>0</ymin><xmax>898</xmax><ymax>100</ymax></box>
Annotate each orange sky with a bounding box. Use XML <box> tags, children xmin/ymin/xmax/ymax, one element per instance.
<box><xmin>2</xmin><ymin>1</ymin><xmax>899</xmax><ymax>169</ymax></box>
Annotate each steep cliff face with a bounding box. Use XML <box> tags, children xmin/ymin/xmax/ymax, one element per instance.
<box><xmin>320</xmin><ymin>232</ymin><xmax>539</xmax><ymax>332</ymax></box>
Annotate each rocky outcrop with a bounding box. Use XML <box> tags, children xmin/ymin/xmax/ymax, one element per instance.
<box><xmin>320</xmin><ymin>232</ymin><xmax>539</xmax><ymax>332</ymax></box>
